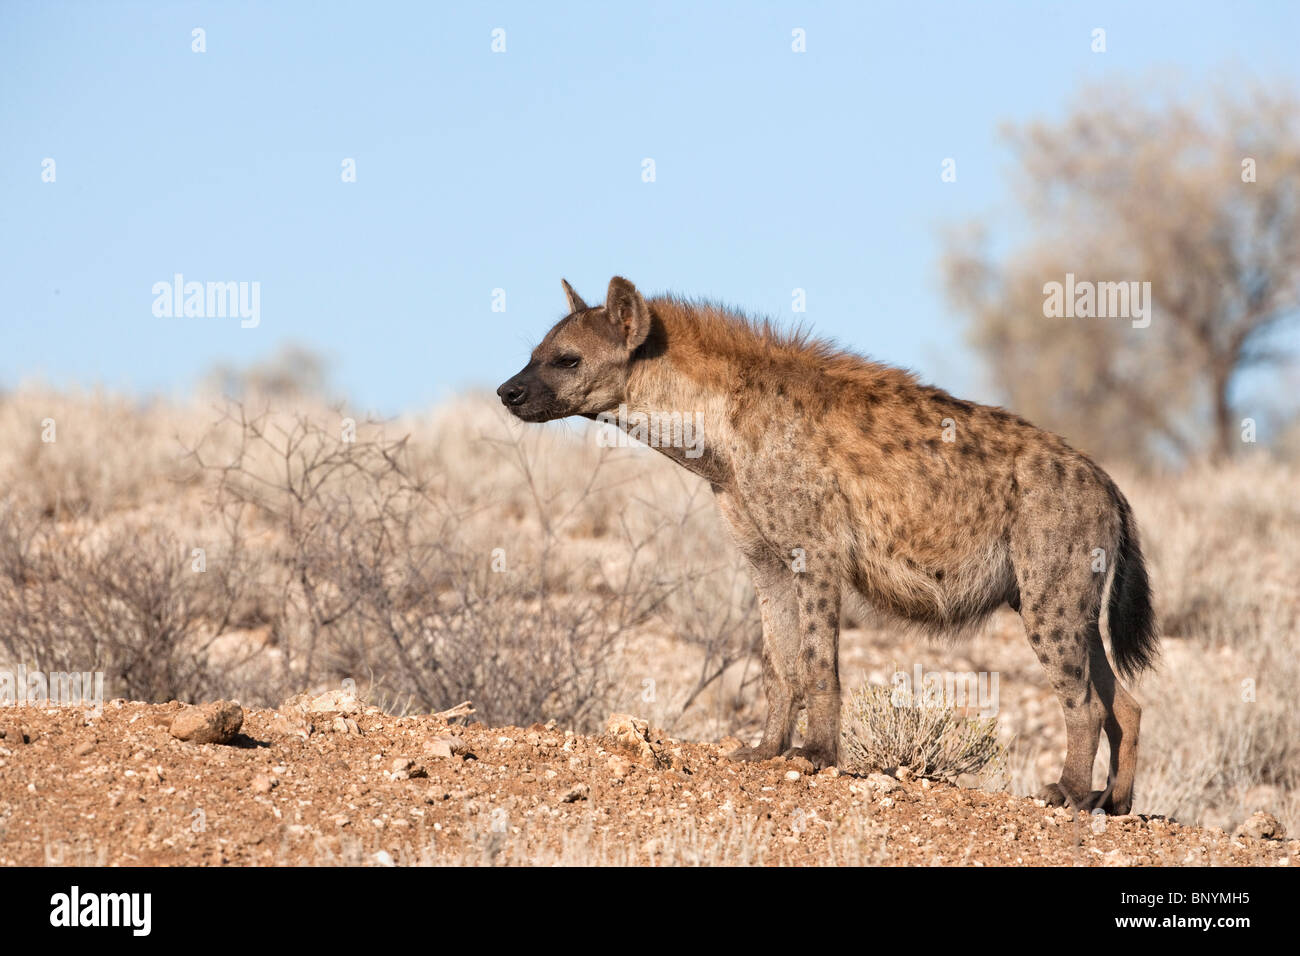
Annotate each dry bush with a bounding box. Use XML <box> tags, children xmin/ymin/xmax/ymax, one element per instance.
<box><xmin>626</xmin><ymin>478</ymin><xmax>761</xmax><ymax>729</ymax></box>
<box><xmin>184</xmin><ymin>402</ymin><xmax>755</xmax><ymax>731</ymax></box>
<box><xmin>384</xmin><ymin>396</ymin><xmax>764</xmax><ymax>731</ymax></box>
<box><xmin>839</xmin><ymin>683</ymin><xmax>1004</xmax><ymax>780</ymax></box>
<box><xmin>0</xmin><ymin>386</ymin><xmax>763</xmax><ymax>730</ymax></box>
<box><xmin>0</xmin><ymin>505</ymin><xmax>262</xmax><ymax>702</ymax></box>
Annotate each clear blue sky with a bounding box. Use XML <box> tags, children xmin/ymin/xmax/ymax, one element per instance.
<box><xmin>3</xmin><ymin>1</ymin><xmax>1298</xmax><ymax>414</ymax></box>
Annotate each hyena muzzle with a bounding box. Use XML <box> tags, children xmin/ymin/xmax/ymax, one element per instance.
<box><xmin>499</xmin><ymin>276</ymin><xmax>1159</xmax><ymax>814</ymax></box>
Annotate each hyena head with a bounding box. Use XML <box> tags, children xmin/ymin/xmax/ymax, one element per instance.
<box><xmin>497</xmin><ymin>276</ymin><xmax>652</xmax><ymax>422</ymax></box>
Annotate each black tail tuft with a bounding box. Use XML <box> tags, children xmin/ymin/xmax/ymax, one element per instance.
<box><xmin>1108</xmin><ymin>496</ymin><xmax>1159</xmax><ymax>680</ymax></box>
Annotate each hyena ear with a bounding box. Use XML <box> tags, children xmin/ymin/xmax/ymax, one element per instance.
<box><xmin>605</xmin><ymin>276</ymin><xmax>651</xmax><ymax>351</ymax></box>
<box><xmin>560</xmin><ymin>278</ymin><xmax>587</xmax><ymax>313</ymax></box>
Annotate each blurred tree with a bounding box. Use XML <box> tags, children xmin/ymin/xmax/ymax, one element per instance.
<box><xmin>202</xmin><ymin>343</ymin><xmax>332</xmax><ymax>402</ymax></box>
<box><xmin>944</xmin><ymin>84</ymin><xmax>1300</xmax><ymax>466</ymax></box>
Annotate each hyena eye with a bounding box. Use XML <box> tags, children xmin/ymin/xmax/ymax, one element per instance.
<box><xmin>554</xmin><ymin>355</ymin><xmax>581</xmax><ymax>369</ymax></box>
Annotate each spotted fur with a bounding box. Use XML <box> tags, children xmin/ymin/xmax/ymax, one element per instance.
<box><xmin>499</xmin><ymin>277</ymin><xmax>1158</xmax><ymax>813</ymax></box>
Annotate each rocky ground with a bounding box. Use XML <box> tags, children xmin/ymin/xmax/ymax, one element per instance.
<box><xmin>0</xmin><ymin>696</ymin><xmax>1293</xmax><ymax>867</ymax></box>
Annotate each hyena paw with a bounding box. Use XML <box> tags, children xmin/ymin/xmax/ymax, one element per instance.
<box><xmin>1096</xmin><ymin>790</ymin><xmax>1133</xmax><ymax>816</ymax></box>
<box><xmin>1037</xmin><ymin>782</ymin><xmax>1092</xmax><ymax>810</ymax></box>
<box><xmin>726</xmin><ymin>744</ymin><xmax>779</xmax><ymax>763</ymax></box>
<box><xmin>781</xmin><ymin>746</ymin><xmax>837</xmax><ymax>771</ymax></box>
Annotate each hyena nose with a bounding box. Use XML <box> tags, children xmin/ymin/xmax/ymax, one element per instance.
<box><xmin>497</xmin><ymin>380</ymin><xmax>528</xmax><ymax>406</ymax></box>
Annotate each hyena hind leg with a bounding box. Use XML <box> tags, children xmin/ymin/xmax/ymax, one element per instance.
<box><xmin>1019</xmin><ymin>601</ymin><xmax>1107</xmax><ymax>813</ymax></box>
<box><xmin>1089</xmin><ymin>643</ymin><xmax>1142</xmax><ymax>815</ymax></box>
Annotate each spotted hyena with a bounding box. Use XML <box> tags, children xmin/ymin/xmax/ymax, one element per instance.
<box><xmin>498</xmin><ymin>276</ymin><xmax>1158</xmax><ymax>814</ymax></box>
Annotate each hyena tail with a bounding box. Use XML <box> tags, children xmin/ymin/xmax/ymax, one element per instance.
<box><xmin>1107</xmin><ymin>494</ymin><xmax>1159</xmax><ymax>680</ymax></box>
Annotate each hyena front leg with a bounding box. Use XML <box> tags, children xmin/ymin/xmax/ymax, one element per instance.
<box><xmin>713</xmin><ymin>489</ymin><xmax>800</xmax><ymax>761</ymax></box>
<box><xmin>730</xmin><ymin>555</ymin><xmax>801</xmax><ymax>761</ymax></box>
<box><xmin>785</xmin><ymin>555</ymin><xmax>842</xmax><ymax>770</ymax></box>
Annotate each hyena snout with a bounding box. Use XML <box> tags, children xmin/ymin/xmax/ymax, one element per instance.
<box><xmin>496</xmin><ymin>366</ymin><xmax>560</xmax><ymax>422</ymax></box>
<box><xmin>496</xmin><ymin>376</ymin><xmax>528</xmax><ymax>407</ymax></box>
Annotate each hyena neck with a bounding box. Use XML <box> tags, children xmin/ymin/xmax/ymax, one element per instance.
<box><xmin>619</xmin><ymin>333</ymin><xmax>734</xmax><ymax>485</ymax></box>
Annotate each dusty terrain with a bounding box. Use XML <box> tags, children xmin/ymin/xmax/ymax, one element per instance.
<box><xmin>1</xmin><ymin>698</ymin><xmax>1292</xmax><ymax>867</ymax></box>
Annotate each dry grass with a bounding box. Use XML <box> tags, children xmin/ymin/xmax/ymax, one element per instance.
<box><xmin>839</xmin><ymin>683</ymin><xmax>1004</xmax><ymax>781</ymax></box>
<box><xmin>0</xmin><ymin>386</ymin><xmax>1295</xmax><ymax>833</ymax></box>
<box><xmin>1117</xmin><ymin>458</ymin><xmax>1300</xmax><ymax>830</ymax></box>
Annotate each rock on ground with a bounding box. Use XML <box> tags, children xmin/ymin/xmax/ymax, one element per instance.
<box><xmin>1235</xmin><ymin>811</ymin><xmax>1285</xmax><ymax>840</ymax></box>
<box><xmin>169</xmin><ymin>700</ymin><xmax>244</xmax><ymax>745</ymax></box>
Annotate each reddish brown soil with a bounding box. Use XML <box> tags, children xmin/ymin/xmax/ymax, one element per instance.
<box><xmin>0</xmin><ymin>700</ymin><xmax>1293</xmax><ymax>866</ymax></box>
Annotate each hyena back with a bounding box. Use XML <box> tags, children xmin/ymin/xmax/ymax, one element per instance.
<box><xmin>499</xmin><ymin>276</ymin><xmax>1158</xmax><ymax>814</ymax></box>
